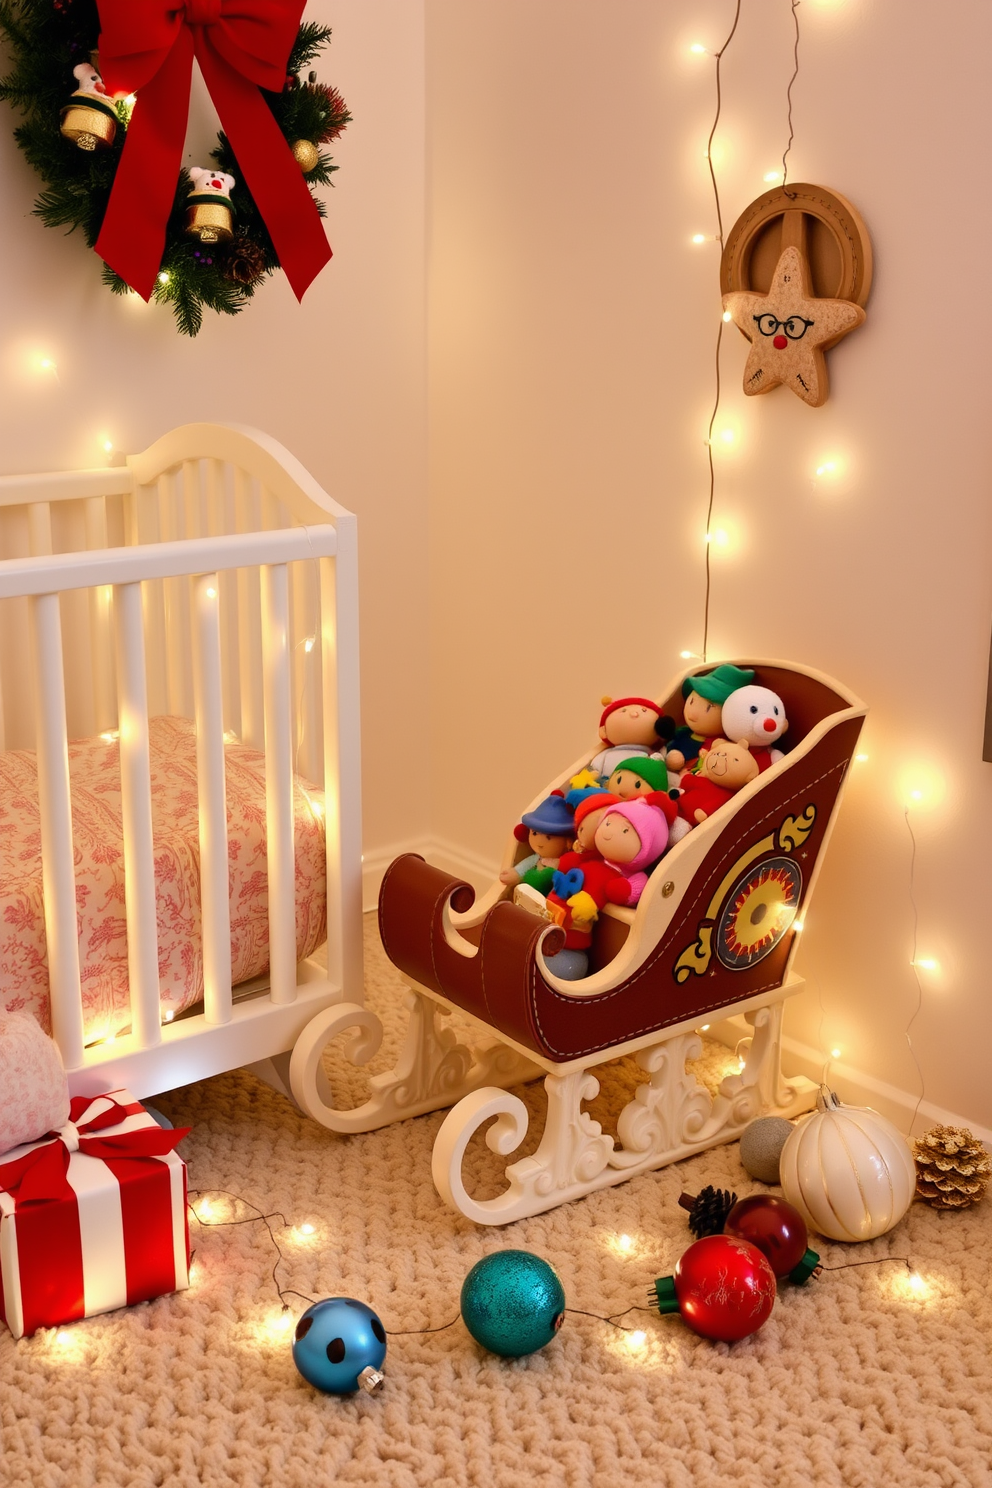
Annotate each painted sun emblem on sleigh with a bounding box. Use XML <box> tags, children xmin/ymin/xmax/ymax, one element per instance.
<box><xmin>715</xmin><ymin>856</ymin><xmax>803</xmax><ymax>970</ymax></box>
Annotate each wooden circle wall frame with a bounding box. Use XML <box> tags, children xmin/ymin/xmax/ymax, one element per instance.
<box><xmin>720</xmin><ymin>184</ymin><xmax>872</xmax><ymax>407</ymax></box>
<box><xmin>720</xmin><ymin>184</ymin><xmax>872</xmax><ymax>306</ymax></box>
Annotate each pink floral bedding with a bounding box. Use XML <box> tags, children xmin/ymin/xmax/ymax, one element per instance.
<box><xmin>0</xmin><ymin>716</ymin><xmax>327</xmax><ymax>1043</ymax></box>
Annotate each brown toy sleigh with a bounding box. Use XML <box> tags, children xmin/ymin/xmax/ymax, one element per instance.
<box><xmin>289</xmin><ymin>660</ymin><xmax>865</xmax><ymax>1225</ymax></box>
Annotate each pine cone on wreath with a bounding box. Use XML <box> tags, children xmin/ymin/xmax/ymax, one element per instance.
<box><xmin>912</xmin><ymin>1125</ymin><xmax>991</xmax><ymax>1210</ymax></box>
<box><xmin>218</xmin><ymin>235</ymin><xmax>268</xmax><ymax>286</ymax></box>
<box><xmin>678</xmin><ymin>1185</ymin><xmax>738</xmax><ymax>1238</ymax></box>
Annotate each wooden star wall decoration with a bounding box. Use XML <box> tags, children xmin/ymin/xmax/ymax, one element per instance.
<box><xmin>722</xmin><ymin>245</ymin><xmax>866</xmax><ymax>408</ymax></box>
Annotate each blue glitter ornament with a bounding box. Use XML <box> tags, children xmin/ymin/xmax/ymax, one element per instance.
<box><xmin>460</xmin><ymin>1251</ymin><xmax>566</xmax><ymax>1358</ymax></box>
<box><xmin>292</xmin><ymin>1297</ymin><xmax>386</xmax><ymax>1395</ymax></box>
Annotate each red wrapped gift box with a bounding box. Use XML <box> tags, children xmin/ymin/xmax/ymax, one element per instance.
<box><xmin>0</xmin><ymin>1089</ymin><xmax>190</xmax><ymax>1339</ymax></box>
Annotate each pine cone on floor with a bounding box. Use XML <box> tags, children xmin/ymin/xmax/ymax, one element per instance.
<box><xmin>912</xmin><ymin>1125</ymin><xmax>991</xmax><ymax>1210</ymax></box>
<box><xmin>679</xmin><ymin>1185</ymin><xmax>738</xmax><ymax>1238</ymax></box>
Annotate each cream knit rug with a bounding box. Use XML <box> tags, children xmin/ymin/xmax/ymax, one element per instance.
<box><xmin>2</xmin><ymin>916</ymin><xmax>990</xmax><ymax>1488</ymax></box>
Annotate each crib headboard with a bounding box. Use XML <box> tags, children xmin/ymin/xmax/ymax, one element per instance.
<box><xmin>0</xmin><ymin>424</ymin><xmax>362</xmax><ymax>1090</ymax></box>
<box><xmin>0</xmin><ymin>423</ymin><xmax>343</xmax><ymax>783</ymax></box>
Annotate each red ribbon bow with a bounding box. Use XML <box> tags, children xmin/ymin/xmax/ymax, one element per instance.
<box><xmin>0</xmin><ymin>1094</ymin><xmax>189</xmax><ymax>1207</ymax></box>
<box><xmin>94</xmin><ymin>0</ymin><xmax>331</xmax><ymax>302</ymax></box>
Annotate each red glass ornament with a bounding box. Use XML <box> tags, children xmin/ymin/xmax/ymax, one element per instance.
<box><xmin>723</xmin><ymin>1195</ymin><xmax>809</xmax><ymax>1278</ymax></box>
<box><xmin>663</xmin><ymin>1235</ymin><xmax>776</xmax><ymax>1342</ymax></box>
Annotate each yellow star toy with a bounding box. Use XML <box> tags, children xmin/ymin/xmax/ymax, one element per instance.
<box><xmin>722</xmin><ymin>245</ymin><xmax>866</xmax><ymax>407</ymax></box>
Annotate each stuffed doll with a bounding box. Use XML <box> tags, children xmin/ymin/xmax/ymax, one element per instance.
<box><xmin>592</xmin><ymin>796</ymin><xmax>675</xmax><ymax>906</ymax></box>
<box><xmin>500</xmin><ymin>792</ymin><xmax>575</xmax><ymax>895</ymax></box>
<box><xmin>588</xmin><ymin>696</ymin><xmax>676</xmax><ymax>784</ymax></box>
<box><xmin>677</xmin><ymin>737</ymin><xmax>759</xmax><ymax>825</ymax></box>
<box><xmin>666</xmin><ymin>664</ymin><xmax>755</xmax><ymax>775</ymax></box>
<box><xmin>542</xmin><ymin>792</ymin><xmax>620</xmax><ymax>981</ymax></box>
<box><xmin>605</xmin><ymin>758</ymin><xmax>693</xmax><ymax>847</ymax></box>
<box><xmin>606</xmin><ymin>755</ymin><xmax>669</xmax><ymax>800</ymax></box>
<box><xmin>720</xmin><ymin>685</ymin><xmax>789</xmax><ymax>773</ymax></box>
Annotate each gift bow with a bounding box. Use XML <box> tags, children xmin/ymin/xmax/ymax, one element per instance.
<box><xmin>94</xmin><ymin>0</ymin><xmax>331</xmax><ymax>302</ymax></box>
<box><xmin>0</xmin><ymin>1094</ymin><xmax>189</xmax><ymax>1208</ymax></box>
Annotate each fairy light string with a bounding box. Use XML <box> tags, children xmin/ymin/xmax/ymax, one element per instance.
<box><xmin>699</xmin><ymin>0</ymin><xmax>742</xmax><ymax>662</ymax></box>
<box><xmin>187</xmin><ymin>1190</ymin><xmax>681</xmax><ymax>1341</ymax></box>
<box><xmin>780</xmin><ymin>0</ymin><xmax>802</xmax><ymax>197</ymax></box>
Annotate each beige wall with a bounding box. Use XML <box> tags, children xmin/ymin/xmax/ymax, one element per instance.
<box><xmin>0</xmin><ymin>0</ymin><xmax>430</xmax><ymax>860</ymax></box>
<box><xmin>426</xmin><ymin>0</ymin><xmax>992</xmax><ymax>1128</ymax></box>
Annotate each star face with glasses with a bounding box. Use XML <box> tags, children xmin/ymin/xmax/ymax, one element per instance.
<box><xmin>722</xmin><ymin>246</ymin><xmax>865</xmax><ymax>407</ymax></box>
<box><xmin>754</xmin><ymin>312</ymin><xmax>815</xmax><ymax>347</ymax></box>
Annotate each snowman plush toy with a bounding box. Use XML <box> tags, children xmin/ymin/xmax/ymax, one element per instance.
<box><xmin>720</xmin><ymin>685</ymin><xmax>789</xmax><ymax>774</ymax></box>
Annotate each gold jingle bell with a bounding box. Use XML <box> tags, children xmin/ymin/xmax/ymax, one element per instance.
<box><xmin>60</xmin><ymin>93</ymin><xmax>117</xmax><ymax>152</ymax></box>
<box><xmin>291</xmin><ymin>139</ymin><xmax>320</xmax><ymax>173</ymax></box>
<box><xmin>184</xmin><ymin>169</ymin><xmax>236</xmax><ymax>243</ymax></box>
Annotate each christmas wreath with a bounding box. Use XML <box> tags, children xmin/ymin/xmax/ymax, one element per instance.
<box><xmin>0</xmin><ymin>0</ymin><xmax>350</xmax><ymax>336</ymax></box>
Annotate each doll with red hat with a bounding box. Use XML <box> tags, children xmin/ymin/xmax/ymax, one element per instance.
<box><xmin>542</xmin><ymin>792</ymin><xmax>619</xmax><ymax>981</ymax></box>
<box><xmin>666</xmin><ymin>664</ymin><xmax>755</xmax><ymax>775</ymax></box>
<box><xmin>589</xmin><ymin>697</ymin><xmax>676</xmax><ymax>784</ymax></box>
<box><xmin>500</xmin><ymin>792</ymin><xmax>575</xmax><ymax>896</ymax></box>
<box><xmin>542</xmin><ymin>793</ymin><xmax>676</xmax><ymax>980</ymax></box>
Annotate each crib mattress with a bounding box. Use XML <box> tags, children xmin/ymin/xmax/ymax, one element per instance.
<box><xmin>0</xmin><ymin>716</ymin><xmax>326</xmax><ymax>1043</ymax></box>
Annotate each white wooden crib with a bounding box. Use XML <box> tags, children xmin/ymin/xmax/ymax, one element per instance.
<box><xmin>0</xmin><ymin>423</ymin><xmax>365</xmax><ymax>1102</ymax></box>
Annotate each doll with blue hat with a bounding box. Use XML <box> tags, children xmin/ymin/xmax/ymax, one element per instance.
<box><xmin>666</xmin><ymin>664</ymin><xmax>755</xmax><ymax>775</ymax></box>
<box><xmin>500</xmin><ymin>792</ymin><xmax>576</xmax><ymax>896</ymax></box>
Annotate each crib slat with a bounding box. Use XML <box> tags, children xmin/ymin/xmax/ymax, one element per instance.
<box><xmin>27</xmin><ymin>502</ymin><xmax>53</xmax><ymax>557</ymax></box>
<box><xmin>114</xmin><ymin>581</ymin><xmax>162</xmax><ymax>1050</ymax></box>
<box><xmin>157</xmin><ymin>470</ymin><xmax>193</xmax><ymax>717</ymax></box>
<box><xmin>291</xmin><ymin>558</ymin><xmax>322</xmax><ymax>786</ymax></box>
<box><xmin>192</xmin><ymin>573</ymin><xmax>232</xmax><ymax>1024</ymax></box>
<box><xmin>84</xmin><ymin>497</ymin><xmax>116</xmax><ymax>733</ymax></box>
<box><xmin>28</xmin><ymin>592</ymin><xmax>84</xmax><ymax>1068</ymax></box>
<box><xmin>260</xmin><ymin>562</ymin><xmax>296</xmax><ymax>1005</ymax></box>
<box><xmin>236</xmin><ymin>472</ymin><xmax>264</xmax><ymax>749</ymax></box>
<box><xmin>320</xmin><ymin>517</ymin><xmax>363</xmax><ymax>998</ymax></box>
<box><xmin>206</xmin><ymin>458</ymin><xmax>240</xmax><ymax>735</ymax></box>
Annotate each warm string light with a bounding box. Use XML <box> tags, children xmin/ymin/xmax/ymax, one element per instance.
<box><xmin>694</xmin><ymin>0</ymin><xmax>805</xmax><ymax>656</ymax></box>
<box><xmin>187</xmin><ymin>1189</ymin><xmax>314</xmax><ymax>1312</ymax></box>
<box><xmin>780</xmin><ymin>0</ymin><xmax>802</xmax><ymax>196</ymax></box>
<box><xmin>188</xmin><ymin>1186</ymin><xmax>657</xmax><ymax>1351</ymax></box>
<box><xmin>697</xmin><ymin>0</ymin><xmax>742</xmax><ymax>663</ymax></box>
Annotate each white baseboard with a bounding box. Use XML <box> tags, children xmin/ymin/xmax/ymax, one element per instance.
<box><xmin>361</xmin><ymin>841</ymin><xmax>991</xmax><ymax>1145</ymax></box>
<box><xmin>705</xmin><ymin>1012</ymin><xmax>992</xmax><ymax>1144</ymax></box>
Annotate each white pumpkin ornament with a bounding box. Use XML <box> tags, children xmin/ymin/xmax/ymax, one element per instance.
<box><xmin>779</xmin><ymin>1086</ymin><xmax>917</xmax><ymax>1242</ymax></box>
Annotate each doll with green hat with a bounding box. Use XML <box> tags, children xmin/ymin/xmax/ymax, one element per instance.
<box><xmin>606</xmin><ymin>755</ymin><xmax>670</xmax><ymax>801</ymax></box>
<box><xmin>607</xmin><ymin>755</ymin><xmax>693</xmax><ymax>844</ymax></box>
<box><xmin>666</xmin><ymin>663</ymin><xmax>755</xmax><ymax>775</ymax></box>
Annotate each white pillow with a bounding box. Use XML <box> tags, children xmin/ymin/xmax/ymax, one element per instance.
<box><xmin>0</xmin><ymin>1010</ymin><xmax>70</xmax><ymax>1156</ymax></box>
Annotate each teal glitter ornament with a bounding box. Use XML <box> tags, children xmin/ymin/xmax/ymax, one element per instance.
<box><xmin>460</xmin><ymin>1251</ymin><xmax>566</xmax><ymax>1358</ymax></box>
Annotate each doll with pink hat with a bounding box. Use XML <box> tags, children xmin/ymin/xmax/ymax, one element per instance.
<box><xmin>592</xmin><ymin>796</ymin><xmax>675</xmax><ymax>907</ymax></box>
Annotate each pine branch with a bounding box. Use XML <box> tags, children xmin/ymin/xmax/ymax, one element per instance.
<box><xmin>286</xmin><ymin>23</ymin><xmax>332</xmax><ymax>75</ymax></box>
